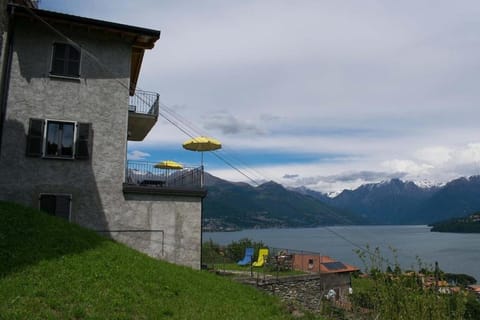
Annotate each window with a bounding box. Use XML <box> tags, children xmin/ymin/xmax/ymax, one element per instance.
<box><xmin>26</xmin><ymin>119</ymin><xmax>92</xmax><ymax>159</ymax></box>
<box><xmin>50</xmin><ymin>43</ymin><xmax>81</xmax><ymax>78</ymax></box>
<box><xmin>46</xmin><ymin>121</ymin><xmax>75</xmax><ymax>158</ymax></box>
<box><xmin>39</xmin><ymin>194</ymin><xmax>71</xmax><ymax>221</ymax></box>
<box><xmin>308</xmin><ymin>258</ymin><xmax>314</xmax><ymax>269</ymax></box>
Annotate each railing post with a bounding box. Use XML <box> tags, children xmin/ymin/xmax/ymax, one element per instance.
<box><xmin>125</xmin><ymin>159</ymin><xmax>129</xmax><ymax>184</ymax></box>
<box><xmin>154</xmin><ymin>93</ymin><xmax>159</xmax><ymax>116</ymax></box>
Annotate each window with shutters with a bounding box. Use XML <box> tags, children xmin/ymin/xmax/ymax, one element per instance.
<box><xmin>45</xmin><ymin>120</ymin><xmax>75</xmax><ymax>158</ymax></box>
<box><xmin>26</xmin><ymin>119</ymin><xmax>92</xmax><ymax>159</ymax></box>
<box><xmin>39</xmin><ymin>194</ymin><xmax>71</xmax><ymax>221</ymax></box>
<box><xmin>50</xmin><ymin>43</ymin><xmax>81</xmax><ymax>78</ymax></box>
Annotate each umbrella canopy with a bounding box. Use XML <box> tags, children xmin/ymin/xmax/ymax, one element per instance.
<box><xmin>182</xmin><ymin>136</ymin><xmax>222</xmax><ymax>152</ymax></box>
<box><xmin>154</xmin><ymin>160</ymin><xmax>183</xmax><ymax>170</ymax></box>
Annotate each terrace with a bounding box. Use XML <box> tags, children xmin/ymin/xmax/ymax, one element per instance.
<box><xmin>123</xmin><ymin>160</ymin><xmax>206</xmax><ymax>196</ymax></box>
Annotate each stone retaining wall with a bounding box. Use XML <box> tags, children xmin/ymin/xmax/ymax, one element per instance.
<box><xmin>247</xmin><ymin>273</ymin><xmax>353</xmax><ymax>313</ymax></box>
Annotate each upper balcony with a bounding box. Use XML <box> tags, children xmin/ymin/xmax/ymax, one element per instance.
<box><xmin>128</xmin><ymin>90</ymin><xmax>159</xmax><ymax>141</ymax></box>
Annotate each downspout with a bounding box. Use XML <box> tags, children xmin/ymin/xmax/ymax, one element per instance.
<box><xmin>0</xmin><ymin>5</ymin><xmax>15</xmax><ymax>155</ymax></box>
<box><xmin>200</xmin><ymin>196</ymin><xmax>204</xmax><ymax>269</ymax></box>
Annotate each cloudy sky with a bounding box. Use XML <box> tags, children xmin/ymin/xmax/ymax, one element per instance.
<box><xmin>42</xmin><ymin>0</ymin><xmax>480</xmax><ymax>193</ymax></box>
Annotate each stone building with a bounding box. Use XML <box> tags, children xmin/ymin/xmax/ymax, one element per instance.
<box><xmin>0</xmin><ymin>2</ymin><xmax>206</xmax><ymax>269</ymax></box>
<box><xmin>291</xmin><ymin>253</ymin><xmax>359</xmax><ymax>298</ymax></box>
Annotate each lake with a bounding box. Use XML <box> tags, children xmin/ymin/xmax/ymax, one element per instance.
<box><xmin>203</xmin><ymin>225</ymin><xmax>480</xmax><ymax>282</ymax></box>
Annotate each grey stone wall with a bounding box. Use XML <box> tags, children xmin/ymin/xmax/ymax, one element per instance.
<box><xmin>0</xmin><ymin>15</ymin><xmax>203</xmax><ymax>269</ymax></box>
<box><xmin>253</xmin><ymin>273</ymin><xmax>353</xmax><ymax>313</ymax></box>
<box><xmin>0</xmin><ymin>15</ymin><xmax>127</xmax><ymax>231</ymax></box>
<box><xmin>123</xmin><ymin>193</ymin><xmax>203</xmax><ymax>269</ymax></box>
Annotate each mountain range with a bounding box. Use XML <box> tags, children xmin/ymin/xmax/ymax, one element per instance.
<box><xmin>300</xmin><ymin>176</ymin><xmax>480</xmax><ymax>224</ymax></box>
<box><xmin>202</xmin><ymin>173</ymin><xmax>364</xmax><ymax>231</ymax></box>
<box><xmin>203</xmin><ymin>174</ymin><xmax>480</xmax><ymax>230</ymax></box>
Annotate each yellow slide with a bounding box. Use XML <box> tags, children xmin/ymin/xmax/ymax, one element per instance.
<box><xmin>252</xmin><ymin>248</ymin><xmax>269</xmax><ymax>267</ymax></box>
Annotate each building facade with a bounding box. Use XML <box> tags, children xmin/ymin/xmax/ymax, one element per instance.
<box><xmin>0</xmin><ymin>3</ymin><xmax>206</xmax><ymax>269</ymax></box>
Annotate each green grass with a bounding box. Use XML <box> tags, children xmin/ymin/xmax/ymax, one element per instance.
<box><xmin>211</xmin><ymin>263</ymin><xmax>306</xmax><ymax>276</ymax></box>
<box><xmin>0</xmin><ymin>201</ymin><xmax>306</xmax><ymax>319</ymax></box>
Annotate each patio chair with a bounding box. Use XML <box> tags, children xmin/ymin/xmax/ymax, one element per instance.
<box><xmin>237</xmin><ymin>247</ymin><xmax>254</xmax><ymax>266</ymax></box>
<box><xmin>252</xmin><ymin>248</ymin><xmax>269</xmax><ymax>267</ymax></box>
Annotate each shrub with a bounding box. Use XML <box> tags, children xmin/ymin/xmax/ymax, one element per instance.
<box><xmin>225</xmin><ymin>238</ymin><xmax>266</xmax><ymax>262</ymax></box>
<box><xmin>464</xmin><ymin>294</ymin><xmax>480</xmax><ymax>320</ymax></box>
<box><xmin>351</xmin><ymin>246</ymin><xmax>468</xmax><ymax>320</ymax></box>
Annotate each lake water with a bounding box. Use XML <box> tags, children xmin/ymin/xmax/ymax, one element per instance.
<box><xmin>203</xmin><ymin>225</ymin><xmax>480</xmax><ymax>282</ymax></box>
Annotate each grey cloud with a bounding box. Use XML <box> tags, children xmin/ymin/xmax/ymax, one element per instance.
<box><xmin>333</xmin><ymin>171</ymin><xmax>408</xmax><ymax>182</ymax></box>
<box><xmin>203</xmin><ymin>113</ymin><xmax>267</xmax><ymax>136</ymax></box>
<box><xmin>295</xmin><ymin>171</ymin><xmax>407</xmax><ymax>186</ymax></box>
<box><xmin>283</xmin><ymin>174</ymin><xmax>299</xmax><ymax>179</ymax></box>
<box><xmin>127</xmin><ymin>150</ymin><xmax>151</xmax><ymax>160</ymax></box>
<box><xmin>260</xmin><ymin>113</ymin><xmax>280</xmax><ymax>122</ymax></box>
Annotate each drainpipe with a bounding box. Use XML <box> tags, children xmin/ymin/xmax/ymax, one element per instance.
<box><xmin>0</xmin><ymin>5</ymin><xmax>15</xmax><ymax>155</ymax></box>
<box><xmin>200</xmin><ymin>196</ymin><xmax>204</xmax><ymax>269</ymax></box>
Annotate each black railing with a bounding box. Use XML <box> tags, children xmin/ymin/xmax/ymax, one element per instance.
<box><xmin>128</xmin><ymin>90</ymin><xmax>159</xmax><ymax>116</ymax></box>
<box><xmin>126</xmin><ymin>160</ymin><xmax>203</xmax><ymax>189</ymax></box>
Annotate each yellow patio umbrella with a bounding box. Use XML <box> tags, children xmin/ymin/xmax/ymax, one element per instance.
<box><xmin>182</xmin><ymin>136</ymin><xmax>222</xmax><ymax>166</ymax></box>
<box><xmin>154</xmin><ymin>160</ymin><xmax>183</xmax><ymax>186</ymax></box>
<box><xmin>182</xmin><ymin>136</ymin><xmax>222</xmax><ymax>186</ymax></box>
<box><xmin>182</xmin><ymin>136</ymin><xmax>222</xmax><ymax>152</ymax></box>
<box><xmin>154</xmin><ymin>160</ymin><xmax>183</xmax><ymax>170</ymax></box>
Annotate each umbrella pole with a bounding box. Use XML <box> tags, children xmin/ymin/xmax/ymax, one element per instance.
<box><xmin>201</xmin><ymin>152</ymin><xmax>204</xmax><ymax>187</ymax></box>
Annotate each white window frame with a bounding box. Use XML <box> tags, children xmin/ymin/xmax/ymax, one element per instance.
<box><xmin>43</xmin><ymin>119</ymin><xmax>77</xmax><ymax>160</ymax></box>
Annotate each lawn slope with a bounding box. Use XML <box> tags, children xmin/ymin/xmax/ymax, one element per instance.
<box><xmin>0</xmin><ymin>201</ymin><xmax>294</xmax><ymax>319</ymax></box>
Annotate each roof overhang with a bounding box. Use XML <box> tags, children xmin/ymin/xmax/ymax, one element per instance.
<box><xmin>10</xmin><ymin>4</ymin><xmax>160</xmax><ymax>95</ymax></box>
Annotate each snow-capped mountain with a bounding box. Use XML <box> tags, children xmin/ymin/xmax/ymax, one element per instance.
<box><xmin>292</xmin><ymin>176</ymin><xmax>480</xmax><ymax>225</ymax></box>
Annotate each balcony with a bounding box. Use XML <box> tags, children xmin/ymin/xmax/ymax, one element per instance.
<box><xmin>123</xmin><ymin>160</ymin><xmax>207</xmax><ymax>197</ymax></box>
<box><xmin>128</xmin><ymin>90</ymin><xmax>159</xmax><ymax>141</ymax></box>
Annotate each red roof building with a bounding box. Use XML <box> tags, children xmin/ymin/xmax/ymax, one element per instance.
<box><xmin>292</xmin><ymin>253</ymin><xmax>359</xmax><ymax>274</ymax></box>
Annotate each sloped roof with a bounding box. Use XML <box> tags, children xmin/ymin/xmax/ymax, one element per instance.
<box><xmin>318</xmin><ymin>255</ymin><xmax>359</xmax><ymax>273</ymax></box>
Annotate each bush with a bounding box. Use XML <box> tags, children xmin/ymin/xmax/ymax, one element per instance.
<box><xmin>202</xmin><ymin>238</ymin><xmax>267</xmax><ymax>266</ymax></box>
<box><xmin>202</xmin><ymin>239</ymin><xmax>226</xmax><ymax>266</ymax></box>
<box><xmin>351</xmin><ymin>246</ymin><xmax>468</xmax><ymax>320</ymax></box>
<box><xmin>464</xmin><ymin>294</ymin><xmax>480</xmax><ymax>320</ymax></box>
<box><xmin>225</xmin><ymin>238</ymin><xmax>266</xmax><ymax>262</ymax></box>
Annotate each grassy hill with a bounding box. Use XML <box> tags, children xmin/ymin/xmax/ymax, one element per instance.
<box><xmin>0</xmin><ymin>201</ymin><xmax>303</xmax><ymax>319</ymax></box>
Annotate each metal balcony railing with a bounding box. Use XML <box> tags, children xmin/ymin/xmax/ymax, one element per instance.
<box><xmin>125</xmin><ymin>160</ymin><xmax>204</xmax><ymax>189</ymax></box>
<box><xmin>128</xmin><ymin>90</ymin><xmax>159</xmax><ymax>116</ymax></box>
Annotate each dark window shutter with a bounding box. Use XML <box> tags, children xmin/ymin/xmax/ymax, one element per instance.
<box><xmin>75</xmin><ymin>122</ymin><xmax>92</xmax><ymax>159</ymax></box>
<box><xmin>55</xmin><ymin>195</ymin><xmax>71</xmax><ymax>220</ymax></box>
<box><xmin>26</xmin><ymin>118</ymin><xmax>44</xmax><ymax>157</ymax></box>
<box><xmin>39</xmin><ymin>194</ymin><xmax>71</xmax><ymax>220</ymax></box>
<box><xmin>39</xmin><ymin>194</ymin><xmax>56</xmax><ymax>216</ymax></box>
